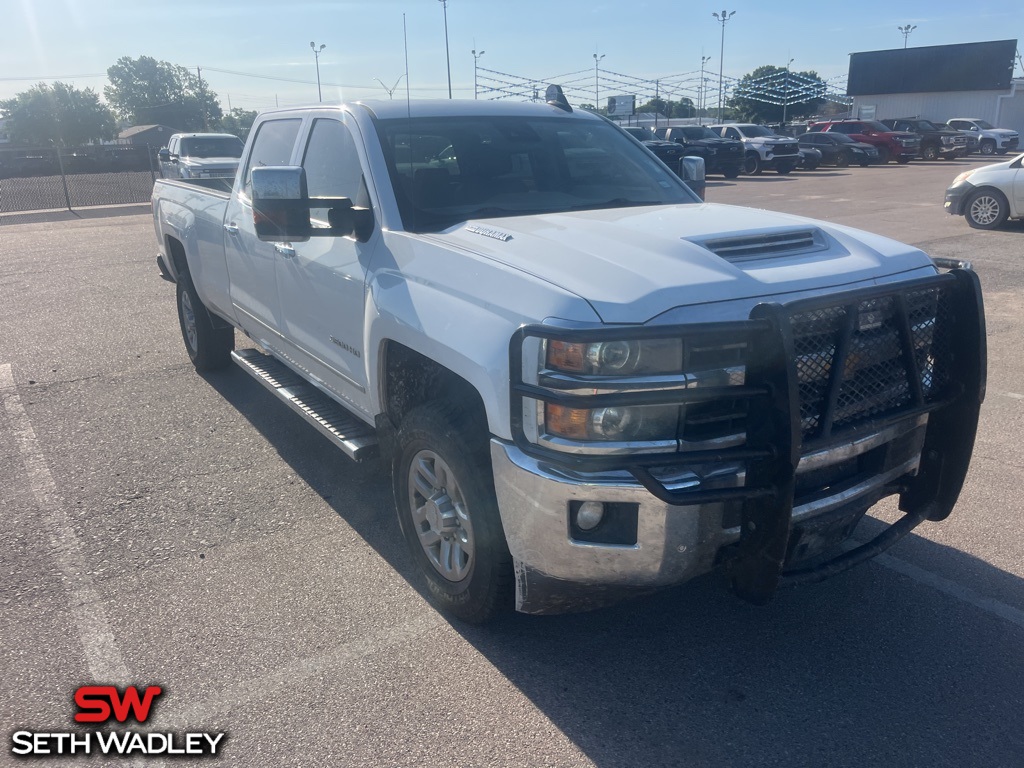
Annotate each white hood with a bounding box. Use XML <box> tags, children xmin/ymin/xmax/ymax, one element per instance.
<box><xmin>420</xmin><ymin>203</ymin><xmax>935</xmax><ymax>325</ymax></box>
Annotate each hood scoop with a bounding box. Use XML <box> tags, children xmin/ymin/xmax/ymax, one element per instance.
<box><xmin>692</xmin><ymin>228</ymin><xmax>827</xmax><ymax>264</ymax></box>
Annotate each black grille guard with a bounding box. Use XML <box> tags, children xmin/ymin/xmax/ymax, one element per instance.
<box><xmin>508</xmin><ymin>266</ymin><xmax>986</xmax><ymax>603</ymax></box>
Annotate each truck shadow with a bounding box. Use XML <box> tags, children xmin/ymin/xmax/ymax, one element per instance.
<box><xmin>202</xmin><ymin>367</ymin><xmax>1024</xmax><ymax>768</ymax></box>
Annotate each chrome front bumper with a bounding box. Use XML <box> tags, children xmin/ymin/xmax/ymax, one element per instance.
<box><xmin>491</xmin><ymin>416</ymin><xmax>927</xmax><ymax>614</ymax></box>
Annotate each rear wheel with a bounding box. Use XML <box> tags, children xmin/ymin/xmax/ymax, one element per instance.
<box><xmin>964</xmin><ymin>188</ymin><xmax>1009</xmax><ymax>230</ymax></box>
<box><xmin>393</xmin><ymin>403</ymin><xmax>512</xmax><ymax>624</ymax></box>
<box><xmin>176</xmin><ymin>278</ymin><xmax>234</xmax><ymax>370</ymax></box>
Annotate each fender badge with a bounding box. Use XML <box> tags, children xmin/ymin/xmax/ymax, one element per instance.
<box><xmin>466</xmin><ymin>225</ymin><xmax>513</xmax><ymax>242</ymax></box>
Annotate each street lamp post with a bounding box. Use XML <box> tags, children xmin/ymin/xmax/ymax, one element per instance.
<box><xmin>781</xmin><ymin>58</ymin><xmax>794</xmax><ymax>130</ymax></box>
<box><xmin>310</xmin><ymin>41</ymin><xmax>326</xmax><ymax>102</ymax></box>
<box><xmin>439</xmin><ymin>0</ymin><xmax>452</xmax><ymax>98</ymax></box>
<box><xmin>593</xmin><ymin>52</ymin><xmax>605</xmax><ymax>111</ymax></box>
<box><xmin>897</xmin><ymin>24</ymin><xmax>917</xmax><ymax>48</ymax></box>
<box><xmin>373</xmin><ymin>75</ymin><xmax>406</xmax><ymax>99</ymax></box>
<box><xmin>711</xmin><ymin>10</ymin><xmax>735</xmax><ymax>123</ymax></box>
<box><xmin>472</xmin><ymin>49</ymin><xmax>485</xmax><ymax>99</ymax></box>
<box><xmin>699</xmin><ymin>55</ymin><xmax>712</xmax><ymax>125</ymax></box>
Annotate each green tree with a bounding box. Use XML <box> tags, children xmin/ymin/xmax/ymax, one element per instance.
<box><xmin>0</xmin><ymin>82</ymin><xmax>116</xmax><ymax>146</ymax></box>
<box><xmin>729</xmin><ymin>65</ymin><xmax>826</xmax><ymax>124</ymax></box>
<box><xmin>105</xmin><ymin>56</ymin><xmax>222</xmax><ymax>131</ymax></box>
<box><xmin>636</xmin><ymin>97</ymin><xmax>695</xmax><ymax>119</ymax></box>
<box><xmin>218</xmin><ymin>108</ymin><xmax>258</xmax><ymax>142</ymax></box>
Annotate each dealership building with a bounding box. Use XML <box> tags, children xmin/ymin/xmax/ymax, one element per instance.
<box><xmin>848</xmin><ymin>40</ymin><xmax>1024</xmax><ymax>134</ymax></box>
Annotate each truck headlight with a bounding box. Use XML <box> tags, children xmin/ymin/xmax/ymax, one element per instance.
<box><xmin>524</xmin><ymin>334</ymin><xmax>748</xmax><ymax>452</ymax></box>
<box><xmin>545</xmin><ymin>403</ymin><xmax>679</xmax><ymax>442</ymax></box>
<box><xmin>547</xmin><ymin>339</ymin><xmax>682</xmax><ymax>376</ymax></box>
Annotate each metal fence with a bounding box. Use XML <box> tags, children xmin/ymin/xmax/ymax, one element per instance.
<box><xmin>0</xmin><ymin>145</ymin><xmax>157</xmax><ymax>215</ymax></box>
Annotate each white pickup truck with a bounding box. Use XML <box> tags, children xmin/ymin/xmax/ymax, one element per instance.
<box><xmin>152</xmin><ymin>90</ymin><xmax>985</xmax><ymax>622</ymax></box>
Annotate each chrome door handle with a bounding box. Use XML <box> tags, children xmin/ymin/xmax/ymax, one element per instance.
<box><xmin>274</xmin><ymin>243</ymin><xmax>296</xmax><ymax>258</ymax></box>
<box><xmin>223</xmin><ymin>223</ymin><xmax>239</xmax><ymax>235</ymax></box>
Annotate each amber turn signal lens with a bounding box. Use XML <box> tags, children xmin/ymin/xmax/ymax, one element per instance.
<box><xmin>544</xmin><ymin>404</ymin><xmax>591</xmax><ymax>439</ymax></box>
<box><xmin>546</xmin><ymin>341</ymin><xmax>586</xmax><ymax>372</ymax></box>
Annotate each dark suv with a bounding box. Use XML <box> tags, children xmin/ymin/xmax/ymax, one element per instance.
<box><xmin>880</xmin><ymin>119</ymin><xmax>968</xmax><ymax>161</ymax></box>
<box><xmin>652</xmin><ymin>125</ymin><xmax>744</xmax><ymax>178</ymax></box>
<box><xmin>807</xmin><ymin>119</ymin><xmax>920</xmax><ymax>164</ymax></box>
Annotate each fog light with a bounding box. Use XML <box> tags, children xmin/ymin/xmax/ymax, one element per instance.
<box><xmin>576</xmin><ymin>501</ymin><xmax>605</xmax><ymax>531</ymax></box>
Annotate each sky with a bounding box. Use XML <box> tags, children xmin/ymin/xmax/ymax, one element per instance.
<box><xmin>2</xmin><ymin>0</ymin><xmax>1022</xmax><ymax>115</ymax></box>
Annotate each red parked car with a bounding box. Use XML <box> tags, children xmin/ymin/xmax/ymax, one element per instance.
<box><xmin>806</xmin><ymin>119</ymin><xmax>920</xmax><ymax>164</ymax></box>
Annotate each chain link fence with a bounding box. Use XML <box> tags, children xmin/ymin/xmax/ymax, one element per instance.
<box><xmin>0</xmin><ymin>145</ymin><xmax>158</xmax><ymax>215</ymax></box>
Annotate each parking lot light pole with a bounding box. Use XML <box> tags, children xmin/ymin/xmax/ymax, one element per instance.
<box><xmin>472</xmin><ymin>49</ymin><xmax>485</xmax><ymax>99</ymax></box>
<box><xmin>699</xmin><ymin>55</ymin><xmax>712</xmax><ymax>125</ymax></box>
<box><xmin>310</xmin><ymin>42</ymin><xmax>326</xmax><ymax>102</ymax></box>
<box><xmin>373</xmin><ymin>75</ymin><xmax>406</xmax><ymax>99</ymax></box>
<box><xmin>593</xmin><ymin>53</ymin><xmax>605</xmax><ymax>111</ymax></box>
<box><xmin>712</xmin><ymin>10</ymin><xmax>735</xmax><ymax>123</ymax></box>
<box><xmin>781</xmin><ymin>58</ymin><xmax>794</xmax><ymax>129</ymax></box>
<box><xmin>898</xmin><ymin>24</ymin><xmax>917</xmax><ymax>49</ymax></box>
<box><xmin>439</xmin><ymin>0</ymin><xmax>452</xmax><ymax>98</ymax></box>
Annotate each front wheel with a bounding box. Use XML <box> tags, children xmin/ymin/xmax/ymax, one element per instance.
<box><xmin>965</xmin><ymin>188</ymin><xmax>1009</xmax><ymax>230</ymax></box>
<box><xmin>896</xmin><ymin>155</ymin><xmax>911</xmax><ymax>164</ymax></box>
<box><xmin>980</xmin><ymin>139</ymin><xmax>996</xmax><ymax>156</ymax></box>
<box><xmin>921</xmin><ymin>144</ymin><xmax>939</xmax><ymax>161</ymax></box>
<box><xmin>835</xmin><ymin>151</ymin><xmax>851</xmax><ymax>168</ymax></box>
<box><xmin>393</xmin><ymin>403</ymin><xmax>512</xmax><ymax>624</ymax></box>
<box><xmin>176</xmin><ymin>278</ymin><xmax>234</xmax><ymax>370</ymax></box>
<box><xmin>743</xmin><ymin>152</ymin><xmax>762</xmax><ymax>175</ymax></box>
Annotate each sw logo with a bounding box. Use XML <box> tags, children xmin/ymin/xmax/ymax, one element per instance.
<box><xmin>74</xmin><ymin>685</ymin><xmax>162</xmax><ymax>723</ymax></box>
<box><xmin>10</xmin><ymin>685</ymin><xmax>226</xmax><ymax>758</ymax></box>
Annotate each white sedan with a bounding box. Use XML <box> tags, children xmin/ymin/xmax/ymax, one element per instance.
<box><xmin>944</xmin><ymin>154</ymin><xmax>1024</xmax><ymax>229</ymax></box>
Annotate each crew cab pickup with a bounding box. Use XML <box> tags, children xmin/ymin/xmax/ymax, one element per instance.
<box><xmin>158</xmin><ymin>132</ymin><xmax>244</xmax><ymax>180</ymax></box>
<box><xmin>652</xmin><ymin>125</ymin><xmax>745</xmax><ymax>178</ymax></box>
<box><xmin>880</xmin><ymin>119</ymin><xmax>968</xmax><ymax>161</ymax></box>
<box><xmin>152</xmin><ymin>91</ymin><xmax>985</xmax><ymax>623</ymax></box>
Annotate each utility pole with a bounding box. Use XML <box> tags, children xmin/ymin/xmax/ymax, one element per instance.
<box><xmin>197</xmin><ymin>66</ymin><xmax>208</xmax><ymax>130</ymax></box>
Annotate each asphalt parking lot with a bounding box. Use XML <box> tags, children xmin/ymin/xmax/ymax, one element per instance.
<box><xmin>1</xmin><ymin>156</ymin><xmax>1023</xmax><ymax>767</ymax></box>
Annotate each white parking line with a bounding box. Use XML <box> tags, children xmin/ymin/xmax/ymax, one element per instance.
<box><xmin>0</xmin><ymin>364</ymin><xmax>132</xmax><ymax>683</ymax></box>
<box><xmin>1</xmin><ymin>364</ymin><xmax>164</xmax><ymax>765</ymax></box>
<box><xmin>872</xmin><ymin>552</ymin><xmax>1024</xmax><ymax>631</ymax></box>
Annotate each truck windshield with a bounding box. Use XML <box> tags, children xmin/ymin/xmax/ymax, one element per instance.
<box><xmin>736</xmin><ymin>125</ymin><xmax>775</xmax><ymax>137</ymax></box>
<box><xmin>680</xmin><ymin>126</ymin><xmax>720</xmax><ymax>140</ymax></box>
<box><xmin>375</xmin><ymin>115</ymin><xmax>695</xmax><ymax>232</ymax></box>
<box><xmin>179</xmin><ymin>137</ymin><xmax>244</xmax><ymax>158</ymax></box>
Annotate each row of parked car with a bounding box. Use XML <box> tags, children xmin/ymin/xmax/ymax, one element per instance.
<box><xmin>625</xmin><ymin>117</ymin><xmax>1020</xmax><ymax>179</ymax></box>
